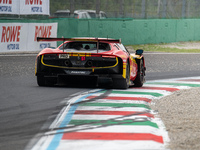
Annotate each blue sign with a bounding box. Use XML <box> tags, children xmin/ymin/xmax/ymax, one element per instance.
<box><xmin>0</xmin><ymin>6</ymin><xmax>12</xmax><ymax>12</ymax></box>
<box><xmin>7</xmin><ymin>44</ymin><xmax>19</xmax><ymax>50</ymax></box>
<box><xmin>40</xmin><ymin>43</ymin><xmax>50</xmax><ymax>49</ymax></box>
<box><xmin>31</xmin><ymin>7</ymin><xmax>42</xmax><ymax>12</ymax></box>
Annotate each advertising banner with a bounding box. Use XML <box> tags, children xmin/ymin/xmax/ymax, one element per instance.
<box><xmin>0</xmin><ymin>0</ymin><xmax>49</xmax><ymax>15</ymax></box>
<box><xmin>0</xmin><ymin>22</ymin><xmax>57</xmax><ymax>52</ymax></box>
<box><xmin>0</xmin><ymin>0</ymin><xmax>19</xmax><ymax>14</ymax></box>
<box><xmin>20</xmin><ymin>0</ymin><xmax>49</xmax><ymax>15</ymax></box>
<box><xmin>0</xmin><ymin>23</ymin><xmax>27</xmax><ymax>52</ymax></box>
<box><xmin>28</xmin><ymin>23</ymin><xmax>58</xmax><ymax>51</ymax></box>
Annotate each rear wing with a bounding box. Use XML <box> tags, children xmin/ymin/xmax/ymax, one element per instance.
<box><xmin>37</xmin><ymin>37</ymin><xmax>121</xmax><ymax>53</ymax></box>
<box><xmin>37</xmin><ymin>37</ymin><xmax>121</xmax><ymax>43</ymax></box>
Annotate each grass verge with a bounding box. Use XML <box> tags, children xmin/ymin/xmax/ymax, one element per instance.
<box><xmin>129</xmin><ymin>42</ymin><xmax>200</xmax><ymax>53</ymax></box>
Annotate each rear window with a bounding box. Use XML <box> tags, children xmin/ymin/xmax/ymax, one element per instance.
<box><xmin>101</xmin><ymin>13</ymin><xmax>107</xmax><ymax>18</ymax></box>
<box><xmin>88</xmin><ymin>12</ymin><xmax>96</xmax><ymax>18</ymax></box>
<box><xmin>54</xmin><ymin>12</ymin><xmax>70</xmax><ymax>18</ymax></box>
<box><xmin>74</xmin><ymin>13</ymin><xmax>78</xmax><ymax>18</ymax></box>
<box><xmin>59</xmin><ymin>41</ymin><xmax>111</xmax><ymax>52</ymax></box>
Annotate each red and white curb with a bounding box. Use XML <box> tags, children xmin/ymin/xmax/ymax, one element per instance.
<box><xmin>29</xmin><ymin>76</ymin><xmax>200</xmax><ymax>150</ymax></box>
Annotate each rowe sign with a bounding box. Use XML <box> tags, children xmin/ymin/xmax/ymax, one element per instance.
<box><xmin>0</xmin><ymin>23</ymin><xmax>57</xmax><ymax>52</ymax></box>
<box><xmin>0</xmin><ymin>0</ymin><xmax>49</xmax><ymax>15</ymax></box>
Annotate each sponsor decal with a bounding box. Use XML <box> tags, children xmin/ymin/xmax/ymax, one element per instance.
<box><xmin>25</xmin><ymin>0</ymin><xmax>42</xmax><ymax>5</ymax></box>
<box><xmin>71</xmin><ymin>71</ymin><xmax>88</xmax><ymax>74</ymax></box>
<box><xmin>0</xmin><ymin>0</ymin><xmax>12</xmax><ymax>12</ymax></box>
<box><xmin>0</xmin><ymin>0</ymin><xmax>12</xmax><ymax>4</ymax></box>
<box><xmin>1</xmin><ymin>26</ymin><xmax>21</xmax><ymax>50</ymax></box>
<box><xmin>7</xmin><ymin>44</ymin><xmax>19</xmax><ymax>50</ymax></box>
<box><xmin>0</xmin><ymin>6</ymin><xmax>12</xmax><ymax>12</ymax></box>
<box><xmin>1</xmin><ymin>26</ymin><xmax>21</xmax><ymax>43</ymax></box>
<box><xmin>34</xmin><ymin>25</ymin><xmax>52</xmax><ymax>41</ymax></box>
<box><xmin>25</xmin><ymin>0</ymin><xmax>43</xmax><ymax>13</ymax></box>
<box><xmin>31</xmin><ymin>6</ymin><xmax>42</xmax><ymax>12</ymax></box>
<box><xmin>0</xmin><ymin>23</ymin><xmax>57</xmax><ymax>52</ymax></box>
<box><xmin>64</xmin><ymin>70</ymin><xmax>91</xmax><ymax>75</ymax></box>
<box><xmin>81</xmin><ymin>56</ymin><xmax>86</xmax><ymax>61</ymax></box>
<box><xmin>0</xmin><ymin>0</ymin><xmax>49</xmax><ymax>15</ymax></box>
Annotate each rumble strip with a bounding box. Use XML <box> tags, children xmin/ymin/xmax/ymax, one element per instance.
<box><xmin>29</xmin><ymin>77</ymin><xmax>200</xmax><ymax>150</ymax></box>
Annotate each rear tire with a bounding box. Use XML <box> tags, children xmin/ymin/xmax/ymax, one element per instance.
<box><xmin>37</xmin><ymin>76</ymin><xmax>46</xmax><ymax>86</ymax></box>
<box><xmin>113</xmin><ymin>62</ymin><xmax>130</xmax><ymax>89</ymax></box>
<box><xmin>37</xmin><ymin>76</ymin><xmax>56</xmax><ymax>86</ymax></box>
<box><xmin>134</xmin><ymin>59</ymin><xmax>145</xmax><ymax>87</ymax></box>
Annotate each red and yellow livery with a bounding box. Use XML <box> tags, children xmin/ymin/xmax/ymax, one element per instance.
<box><xmin>35</xmin><ymin>37</ymin><xmax>145</xmax><ymax>89</ymax></box>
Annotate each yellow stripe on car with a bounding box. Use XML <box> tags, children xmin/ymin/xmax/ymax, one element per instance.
<box><xmin>122</xmin><ymin>62</ymin><xmax>126</xmax><ymax>79</ymax></box>
<box><xmin>35</xmin><ymin>59</ymin><xmax>37</xmax><ymax>75</ymax></box>
<box><xmin>40</xmin><ymin>55</ymin><xmax>119</xmax><ymax>69</ymax></box>
<box><xmin>69</xmin><ymin>53</ymin><xmax>91</xmax><ymax>57</ymax></box>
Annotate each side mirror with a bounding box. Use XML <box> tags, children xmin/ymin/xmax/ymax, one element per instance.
<box><xmin>136</xmin><ymin>49</ymin><xmax>144</xmax><ymax>55</ymax></box>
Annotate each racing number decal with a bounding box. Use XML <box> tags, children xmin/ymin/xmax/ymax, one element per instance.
<box><xmin>81</xmin><ymin>57</ymin><xmax>85</xmax><ymax>61</ymax></box>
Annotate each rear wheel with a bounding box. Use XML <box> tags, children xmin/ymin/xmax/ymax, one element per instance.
<box><xmin>37</xmin><ymin>76</ymin><xmax>46</xmax><ymax>86</ymax></box>
<box><xmin>37</xmin><ymin>76</ymin><xmax>56</xmax><ymax>86</ymax></box>
<box><xmin>134</xmin><ymin>59</ymin><xmax>145</xmax><ymax>87</ymax></box>
<box><xmin>113</xmin><ymin>62</ymin><xmax>130</xmax><ymax>89</ymax></box>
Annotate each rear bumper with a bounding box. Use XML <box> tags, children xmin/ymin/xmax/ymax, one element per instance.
<box><xmin>36</xmin><ymin>54</ymin><xmax>125</xmax><ymax>86</ymax></box>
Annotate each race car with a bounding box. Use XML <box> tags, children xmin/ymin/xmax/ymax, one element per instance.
<box><xmin>35</xmin><ymin>37</ymin><xmax>146</xmax><ymax>89</ymax></box>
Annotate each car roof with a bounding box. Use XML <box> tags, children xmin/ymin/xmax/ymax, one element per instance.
<box><xmin>55</xmin><ymin>9</ymin><xmax>70</xmax><ymax>13</ymax></box>
<box><xmin>75</xmin><ymin>10</ymin><xmax>95</xmax><ymax>13</ymax></box>
<box><xmin>74</xmin><ymin>10</ymin><xmax>105</xmax><ymax>13</ymax></box>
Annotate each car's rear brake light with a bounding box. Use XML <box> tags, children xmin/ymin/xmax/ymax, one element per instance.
<box><xmin>91</xmin><ymin>54</ymin><xmax>101</xmax><ymax>57</ymax></box>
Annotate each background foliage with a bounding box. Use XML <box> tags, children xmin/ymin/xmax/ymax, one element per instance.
<box><xmin>50</xmin><ymin>0</ymin><xmax>200</xmax><ymax>19</ymax></box>
<box><xmin>1</xmin><ymin>0</ymin><xmax>200</xmax><ymax>19</ymax></box>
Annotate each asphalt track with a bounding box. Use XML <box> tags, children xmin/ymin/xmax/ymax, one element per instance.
<box><xmin>0</xmin><ymin>53</ymin><xmax>200</xmax><ymax>150</ymax></box>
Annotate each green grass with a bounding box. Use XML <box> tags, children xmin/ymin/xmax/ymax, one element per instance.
<box><xmin>129</xmin><ymin>42</ymin><xmax>200</xmax><ymax>53</ymax></box>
